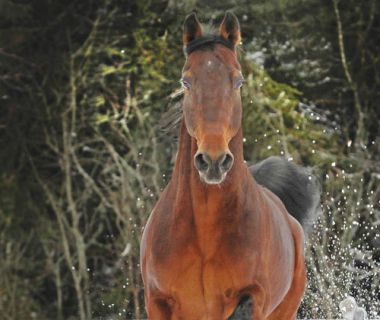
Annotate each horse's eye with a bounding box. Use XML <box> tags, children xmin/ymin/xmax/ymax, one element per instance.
<box><xmin>180</xmin><ymin>78</ymin><xmax>191</xmax><ymax>90</ymax></box>
<box><xmin>234</xmin><ymin>78</ymin><xmax>245</xmax><ymax>89</ymax></box>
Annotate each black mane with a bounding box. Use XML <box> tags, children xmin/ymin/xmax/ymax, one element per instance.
<box><xmin>185</xmin><ymin>35</ymin><xmax>235</xmax><ymax>55</ymax></box>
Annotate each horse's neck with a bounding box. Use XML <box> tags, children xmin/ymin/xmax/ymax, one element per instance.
<box><xmin>171</xmin><ymin>119</ymin><xmax>249</xmax><ymax>231</ymax></box>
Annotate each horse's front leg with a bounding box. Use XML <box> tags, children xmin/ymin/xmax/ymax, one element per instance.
<box><xmin>250</xmin><ymin>284</ymin><xmax>267</xmax><ymax>320</ymax></box>
<box><xmin>145</xmin><ymin>295</ymin><xmax>174</xmax><ymax>320</ymax></box>
<box><xmin>230</xmin><ymin>284</ymin><xmax>266</xmax><ymax>320</ymax></box>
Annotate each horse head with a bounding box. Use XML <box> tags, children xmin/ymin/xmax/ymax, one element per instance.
<box><xmin>181</xmin><ymin>12</ymin><xmax>243</xmax><ymax>185</ymax></box>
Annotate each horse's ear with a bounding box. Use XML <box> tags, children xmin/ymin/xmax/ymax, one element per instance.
<box><xmin>183</xmin><ymin>13</ymin><xmax>203</xmax><ymax>46</ymax></box>
<box><xmin>219</xmin><ymin>12</ymin><xmax>241</xmax><ymax>46</ymax></box>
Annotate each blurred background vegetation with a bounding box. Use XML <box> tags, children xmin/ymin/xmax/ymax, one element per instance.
<box><xmin>0</xmin><ymin>0</ymin><xmax>379</xmax><ymax>319</ymax></box>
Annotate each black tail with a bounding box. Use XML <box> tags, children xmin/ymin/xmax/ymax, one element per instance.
<box><xmin>250</xmin><ymin>156</ymin><xmax>321</xmax><ymax>235</ymax></box>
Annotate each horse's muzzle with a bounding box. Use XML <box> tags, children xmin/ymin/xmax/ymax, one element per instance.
<box><xmin>194</xmin><ymin>151</ymin><xmax>234</xmax><ymax>184</ymax></box>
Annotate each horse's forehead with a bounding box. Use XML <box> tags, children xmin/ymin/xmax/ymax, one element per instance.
<box><xmin>185</xmin><ymin>46</ymin><xmax>240</xmax><ymax>75</ymax></box>
<box><xmin>187</xmin><ymin>52</ymin><xmax>225</xmax><ymax>73</ymax></box>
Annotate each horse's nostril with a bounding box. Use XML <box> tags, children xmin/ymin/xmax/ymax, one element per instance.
<box><xmin>194</xmin><ymin>153</ymin><xmax>209</xmax><ymax>172</ymax></box>
<box><xmin>220</xmin><ymin>153</ymin><xmax>234</xmax><ymax>172</ymax></box>
<box><xmin>195</xmin><ymin>152</ymin><xmax>233</xmax><ymax>175</ymax></box>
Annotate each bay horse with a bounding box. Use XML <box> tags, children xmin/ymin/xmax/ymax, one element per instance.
<box><xmin>140</xmin><ymin>12</ymin><xmax>320</xmax><ymax>320</ymax></box>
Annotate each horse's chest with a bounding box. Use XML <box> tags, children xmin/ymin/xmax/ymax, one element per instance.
<box><xmin>150</xmin><ymin>235</ymin><xmax>255</xmax><ymax>318</ymax></box>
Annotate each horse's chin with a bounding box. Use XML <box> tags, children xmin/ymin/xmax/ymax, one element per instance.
<box><xmin>198</xmin><ymin>172</ymin><xmax>227</xmax><ymax>185</ymax></box>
